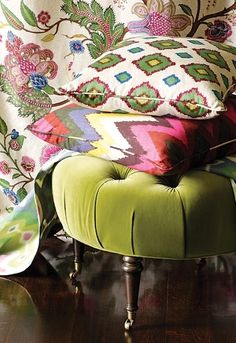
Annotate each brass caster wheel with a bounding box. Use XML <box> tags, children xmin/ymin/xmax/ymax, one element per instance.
<box><xmin>124</xmin><ymin>319</ymin><xmax>134</xmax><ymax>331</ymax></box>
<box><xmin>69</xmin><ymin>261</ymin><xmax>81</xmax><ymax>284</ymax></box>
<box><xmin>69</xmin><ymin>270</ymin><xmax>80</xmax><ymax>284</ymax></box>
<box><xmin>196</xmin><ymin>258</ymin><xmax>207</xmax><ymax>273</ymax></box>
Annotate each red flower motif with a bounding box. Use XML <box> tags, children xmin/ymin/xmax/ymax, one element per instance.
<box><xmin>0</xmin><ymin>161</ymin><xmax>11</xmax><ymax>175</ymax></box>
<box><xmin>21</xmin><ymin>156</ymin><xmax>35</xmax><ymax>173</ymax></box>
<box><xmin>9</xmin><ymin>140</ymin><xmax>21</xmax><ymax>151</ymax></box>
<box><xmin>128</xmin><ymin>0</ymin><xmax>191</xmax><ymax>36</ymax></box>
<box><xmin>37</xmin><ymin>11</ymin><xmax>51</xmax><ymax>25</ymax></box>
<box><xmin>4</xmin><ymin>34</ymin><xmax>58</xmax><ymax>93</ymax></box>
<box><xmin>205</xmin><ymin>20</ymin><xmax>232</xmax><ymax>43</ymax></box>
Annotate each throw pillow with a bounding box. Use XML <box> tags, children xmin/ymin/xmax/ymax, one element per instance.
<box><xmin>58</xmin><ymin>35</ymin><xmax>236</xmax><ymax>119</ymax></box>
<box><xmin>28</xmin><ymin>97</ymin><xmax>236</xmax><ymax>176</ymax></box>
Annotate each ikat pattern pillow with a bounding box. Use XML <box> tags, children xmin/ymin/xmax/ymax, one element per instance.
<box><xmin>28</xmin><ymin>97</ymin><xmax>236</xmax><ymax>176</ymax></box>
<box><xmin>59</xmin><ymin>35</ymin><xmax>236</xmax><ymax>119</ymax></box>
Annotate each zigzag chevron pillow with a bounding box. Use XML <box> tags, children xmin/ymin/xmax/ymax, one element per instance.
<box><xmin>28</xmin><ymin>98</ymin><xmax>236</xmax><ymax>176</ymax></box>
<box><xmin>59</xmin><ymin>36</ymin><xmax>236</xmax><ymax>119</ymax></box>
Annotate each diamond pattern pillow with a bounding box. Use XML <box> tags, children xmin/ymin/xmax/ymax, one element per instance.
<box><xmin>59</xmin><ymin>35</ymin><xmax>236</xmax><ymax>119</ymax></box>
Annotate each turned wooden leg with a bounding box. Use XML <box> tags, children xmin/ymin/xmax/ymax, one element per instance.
<box><xmin>122</xmin><ymin>256</ymin><xmax>143</xmax><ymax>330</ymax></box>
<box><xmin>69</xmin><ymin>239</ymin><xmax>85</xmax><ymax>284</ymax></box>
<box><xmin>196</xmin><ymin>258</ymin><xmax>207</xmax><ymax>272</ymax></box>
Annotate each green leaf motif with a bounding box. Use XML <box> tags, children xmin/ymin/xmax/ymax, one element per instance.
<box><xmin>112</xmin><ymin>23</ymin><xmax>125</xmax><ymax>45</ymax></box>
<box><xmin>41</xmin><ymin>33</ymin><xmax>55</xmax><ymax>42</ymax></box>
<box><xmin>62</xmin><ymin>0</ymin><xmax>73</xmax><ymax>5</ymax></box>
<box><xmin>12</xmin><ymin>173</ymin><xmax>21</xmax><ymax>179</ymax></box>
<box><xmin>91</xmin><ymin>0</ymin><xmax>103</xmax><ymax>16</ymax></box>
<box><xmin>179</xmin><ymin>4</ymin><xmax>193</xmax><ymax>16</ymax></box>
<box><xmin>43</xmin><ymin>85</ymin><xmax>56</xmax><ymax>95</ymax></box>
<box><xmin>17</xmin><ymin>187</ymin><xmax>27</xmax><ymax>201</ymax></box>
<box><xmin>77</xmin><ymin>1</ymin><xmax>90</xmax><ymax>12</ymax></box>
<box><xmin>16</xmin><ymin>135</ymin><xmax>26</xmax><ymax>149</ymax></box>
<box><xmin>91</xmin><ymin>32</ymin><xmax>104</xmax><ymax>49</ymax></box>
<box><xmin>104</xmin><ymin>6</ymin><xmax>115</xmax><ymax>27</ymax></box>
<box><xmin>0</xmin><ymin>68</ymin><xmax>14</xmax><ymax>95</ymax></box>
<box><xmin>69</xmin><ymin>13</ymin><xmax>81</xmax><ymax>22</ymax></box>
<box><xmin>0</xmin><ymin>1</ymin><xmax>24</xmax><ymax>30</ymax></box>
<box><xmin>62</xmin><ymin>1</ymin><xmax>124</xmax><ymax>56</ymax></box>
<box><xmin>89</xmin><ymin>22</ymin><xmax>100</xmax><ymax>30</ymax></box>
<box><xmin>87</xmin><ymin>43</ymin><xmax>101</xmax><ymax>59</ymax></box>
<box><xmin>80</xmin><ymin>16</ymin><xmax>91</xmax><ymax>26</ymax></box>
<box><xmin>20</xmin><ymin>0</ymin><xmax>37</xmax><ymax>27</ymax></box>
<box><xmin>0</xmin><ymin>117</ymin><xmax>8</xmax><ymax>135</ymax></box>
<box><xmin>0</xmin><ymin>178</ymin><xmax>10</xmax><ymax>189</ymax></box>
<box><xmin>4</xmin><ymin>86</ymin><xmax>52</xmax><ymax>121</ymax></box>
<box><xmin>61</xmin><ymin>0</ymin><xmax>74</xmax><ymax>14</ymax></box>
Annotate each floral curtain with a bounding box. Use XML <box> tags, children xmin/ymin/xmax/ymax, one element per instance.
<box><xmin>0</xmin><ymin>0</ymin><xmax>146</xmax><ymax>274</ymax></box>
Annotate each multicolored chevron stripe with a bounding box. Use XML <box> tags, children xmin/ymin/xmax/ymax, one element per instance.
<box><xmin>28</xmin><ymin>98</ymin><xmax>236</xmax><ymax>175</ymax></box>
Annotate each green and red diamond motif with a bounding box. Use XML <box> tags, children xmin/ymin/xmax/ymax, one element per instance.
<box><xmin>90</xmin><ymin>53</ymin><xmax>125</xmax><ymax>71</ymax></box>
<box><xmin>209</xmin><ymin>41</ymin><xmax>236</xmax><ymax>55</ymax></box>
<box><xmin>181</xmin><ymin>63</ymin><xmax>219</xmax><ymax>84</ymax></box>
<box><xmin>69</xmin><ymin>77</ymin><xmax>114</xmax><ymax>108</ymax></box>
<box><xmin>174</xmin><ymin>88</ymin><xmax>209</xmax><ymax>118</ymax></box>
<box><xmin>148</xmin><ymin>39</ymin><xmax>187</xmax><ymax>50</ymax></box>
<box><xmin>123</xmin><ymin>82</ymin><xmax>162</xmax><ymax>113</ymax></box>
<box><xmin>133</xmin><ymin>53</ymin><xmax>175</xmax><ymax>76</ymax></box>
<box><xmin>194</xmin><ymin>48</ymin><xmax>230</xmax><ymax>70</ymax></box>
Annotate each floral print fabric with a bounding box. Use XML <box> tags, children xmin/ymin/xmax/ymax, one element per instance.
<box><xmin>0</xmin><ymin>0</ymin><xmax>144</xmax><ymax>274</ymax></box>
<box><xmin>0</xmin><ymin>0</ymin><xmax>142</xmax><ymax>216</ymax></box>
<box><xmin>129</xmin><ymin>0</ymin><xmax>236</xmax><ymax>45</ymax></box>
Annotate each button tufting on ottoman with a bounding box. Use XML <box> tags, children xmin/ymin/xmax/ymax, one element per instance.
<box><xmin>52</xmin><ymin>155</ymin><xmax>236</xmax><ymax>259</ymax></box>
<box><xmin>51</xmin><ymin>154</ymin><xmax>236</xmax><ymax>329</ymax></box>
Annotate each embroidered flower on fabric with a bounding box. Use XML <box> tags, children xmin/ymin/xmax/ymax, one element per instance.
<box><xmin>205</xmin><ymin>20</ymin><xmax>232</xmax><ymax>43</ymax></box>
<box><xmin>0</xmin><ymin>161</ymin><xmax>11</xmax><ymax>175</ymax></box>
<box><xmin>21</xmin><ymin>156</ymin><xmax>35</xmax><ymax>173</ymax></box>
<box><xmin>37</xmin><ymin>11</ymin><xmax>51</xmax><ymax>25</ymax></box>
<box><xmin>3</xmin><ymin>188</ymin><xmax>19</xmax><ymax>205</ymax></box>
<box><xmin>10</xmin><ymin>129</ymin><xmax>19</xmax><ymax>139</ymax></box>
<box><xmin>30</xmin><ymin>73</ymin><xmax>48</xmax><ymax>90</ymax></box>
<box><xmin>128</xmin><ymin>0</ymin><xmax>191</xmax><ymax>36</ymax></box>
<box><xmin>4</xmin><ymin>31</ymin><xmax>58</xmax><ymax>93</ymax></box>
<box><xmin>69</xmin><ymin>40</ymin><xmax>85</xmax><ymax>54</ymax></box>
<box><xmin>9</xmin><ymin>139</ymin><xmax>21</xmax><ymax>151</ymax></box>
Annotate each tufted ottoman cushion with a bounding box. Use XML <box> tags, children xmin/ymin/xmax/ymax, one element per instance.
<box><xmin>52</xmin><ymin>155</ymin><xmax>236</xmax><ymax>259</ymax></box>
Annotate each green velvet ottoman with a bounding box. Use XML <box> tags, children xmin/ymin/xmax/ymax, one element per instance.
<box><xmin>52</xmin><ymin>154</ymin><xmax>236</xmax><ymax>329</ymax></box>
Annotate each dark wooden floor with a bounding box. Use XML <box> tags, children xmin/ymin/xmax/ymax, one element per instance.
<box><xmin>1</xmin><ymin>237</ymin><xmax>236</xmax><ymax>343</ymax></box>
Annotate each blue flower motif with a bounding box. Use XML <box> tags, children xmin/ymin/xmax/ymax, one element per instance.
<box><xmin>3</xmin><ymin>188</ymin><xmax>19</xmax><ymax>205</ymax></box>
<box><xmin>10</xmin><ymin>129</ymin><xmax>19</xmax><ymax>139</ymax></box>
<box><xmin>7</xmin><ymin>31</ymin><xmax>15</xmax><ymax>43</ymax></box>
<box><xmin>30</xmin><ymin>73</ymin><xmax>48</xmax><ymax>90</ymax></box>
<box><xmin>69</xmin><ymin>40</ymin><xmax>85</xmax><ymax>54</ymax></box>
